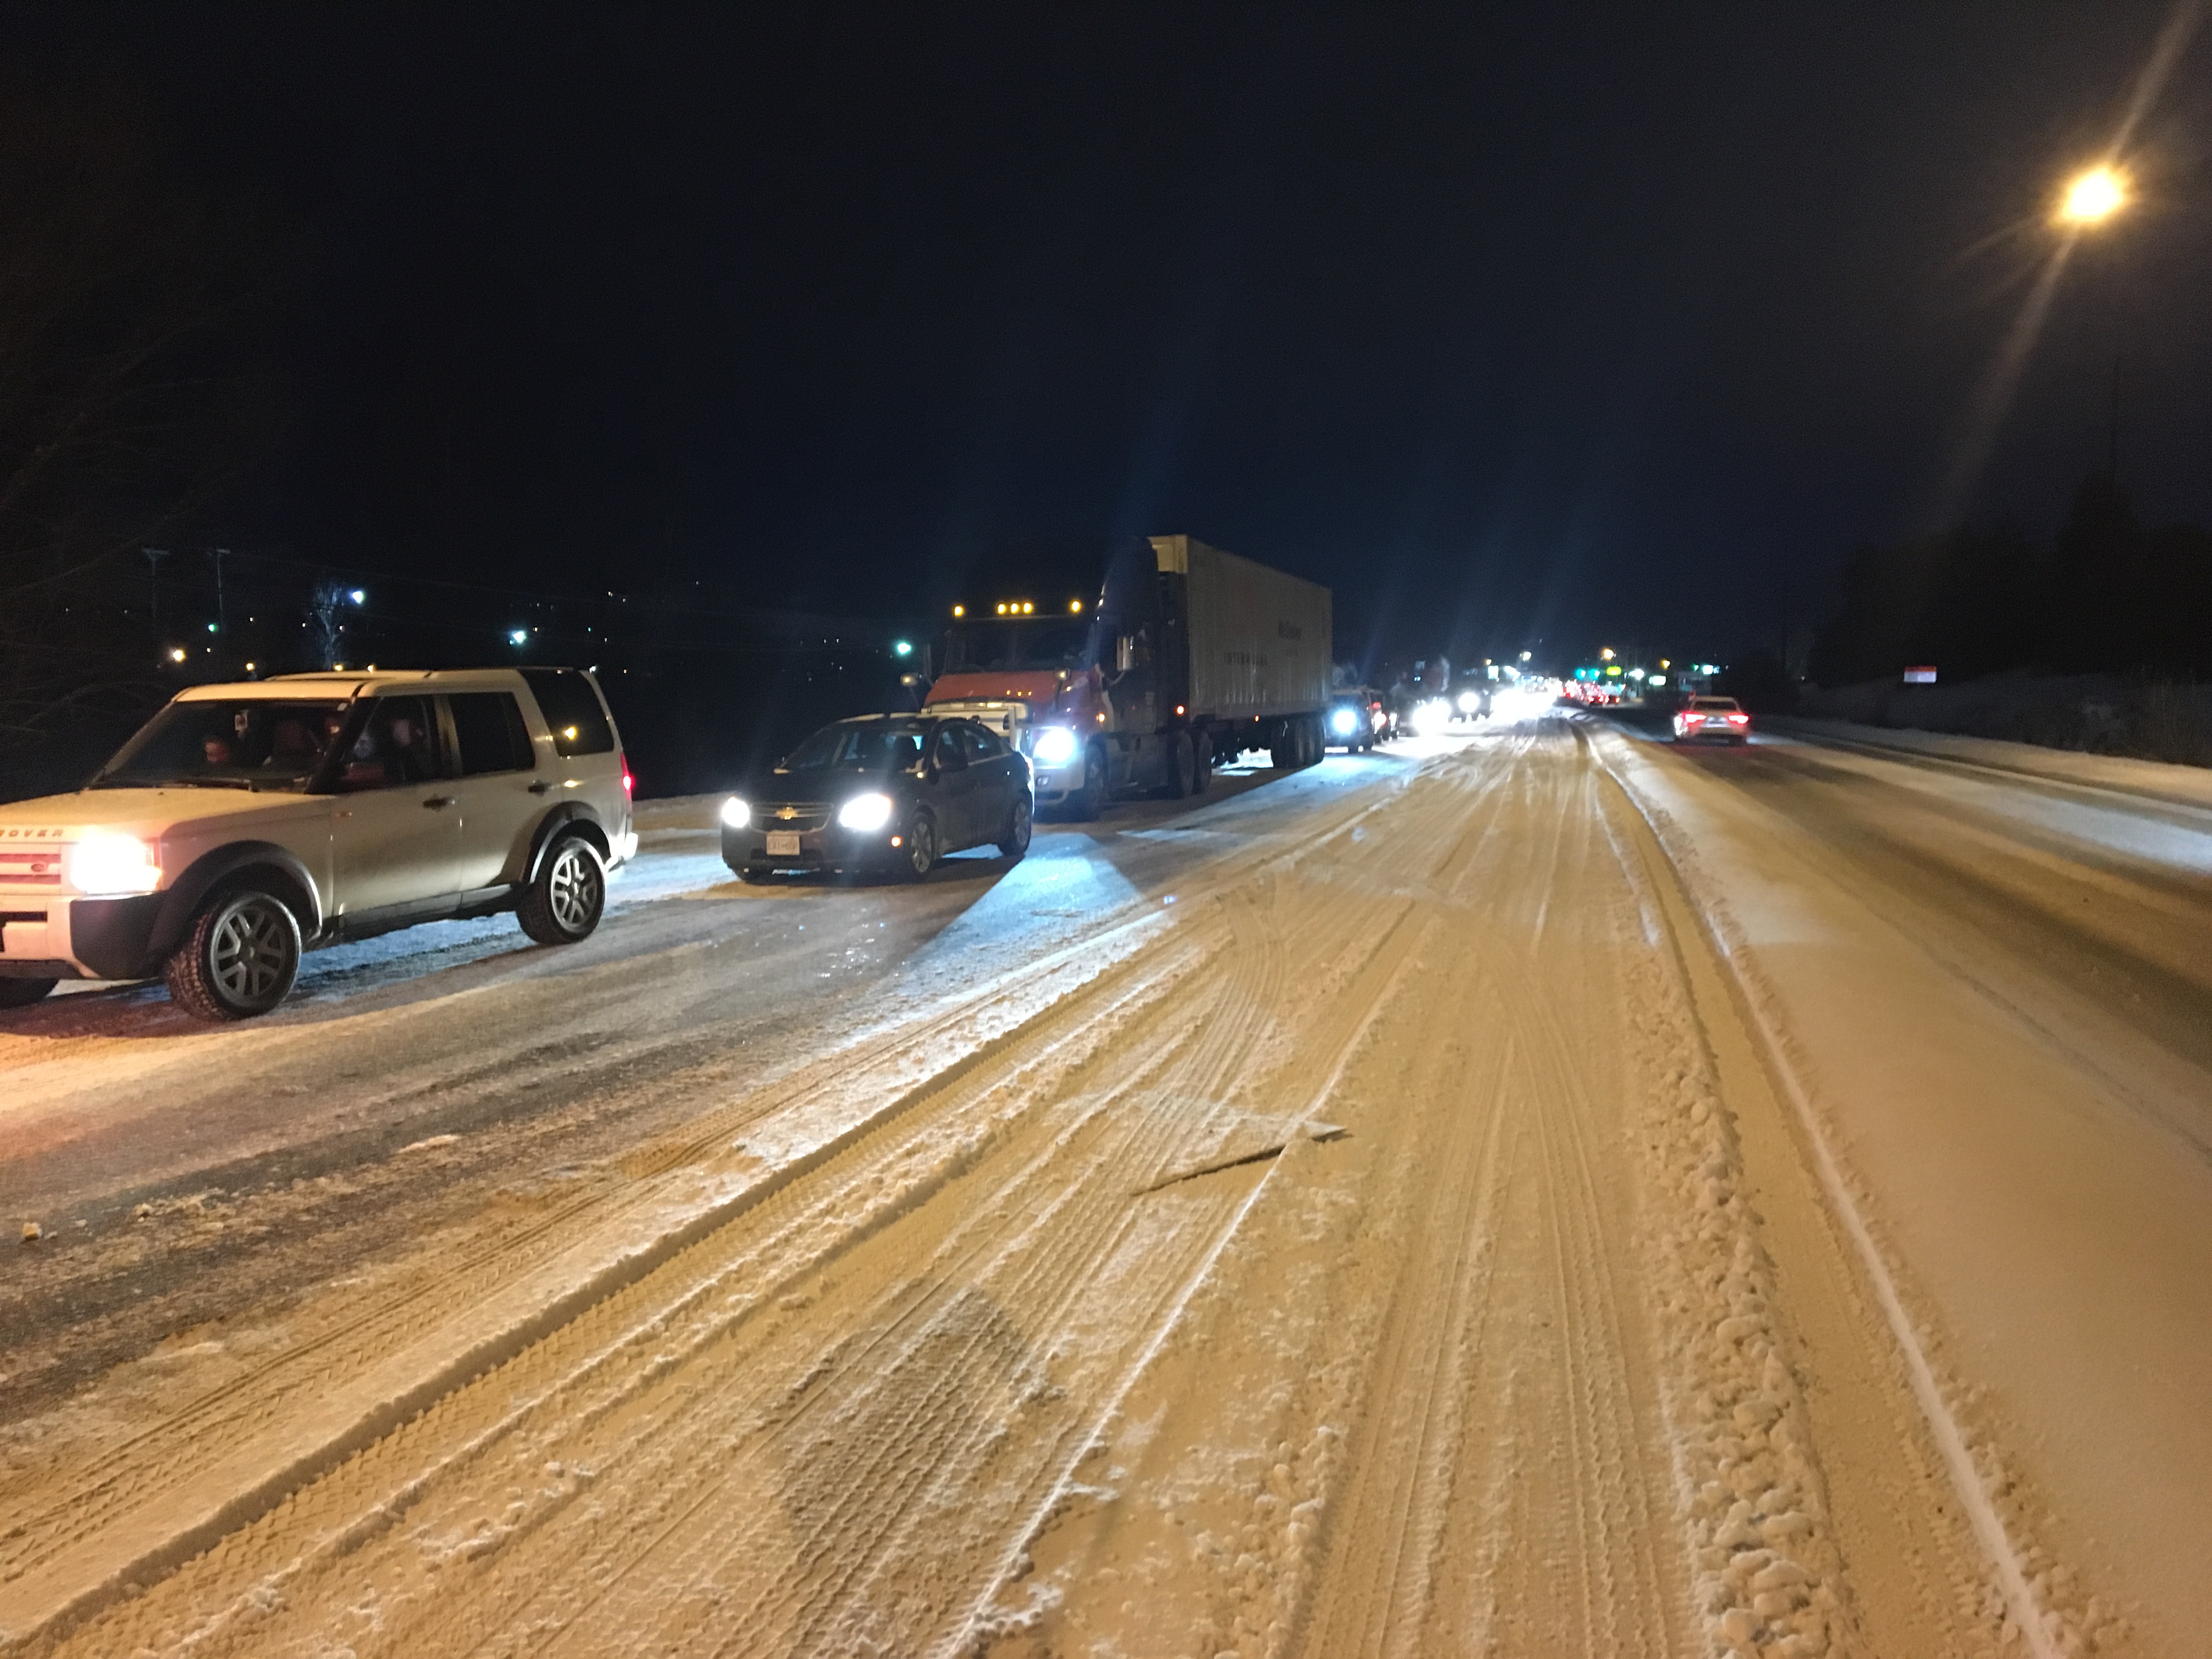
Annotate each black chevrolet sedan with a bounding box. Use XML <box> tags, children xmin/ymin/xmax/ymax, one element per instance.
<box><xmin>721</xmin><ymin>714</ymin><xmax>1033</xmax><ymax>881</ymax></box>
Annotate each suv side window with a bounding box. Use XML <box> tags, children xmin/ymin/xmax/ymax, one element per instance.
<box><xmin>448</xmin><ymin>692</ymin><xmax>535</xmax><ymax>775</ymax></box>
<box><xmin>962</xmin><ymin>723</ymin><xmax>1003</xmax><ymax>762</ymax></box>
<box><xmin>519</xmin><ymin>668</ymin><xmax>614</xmax><ymax>757</ymax></box>
<box><xmin>336</xmin><ymin>696</ymin><xmax>441</xmax><ymax>791</ymax></box>
<box><xmin>930</xmin><ymin>726</ymin><xmax>967</xmax><ymax>770</ymax></box>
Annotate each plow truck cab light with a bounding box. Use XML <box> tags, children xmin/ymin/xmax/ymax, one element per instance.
<box><xmin>65</xmin><ymin>832</ymin><xmax>161</xmax><ymax>896</ymax></box>
<box><xmin>720</xmin><ymin>797</ymin><xmax>751</xmax><ymax>828</ymax></box>
<box><xmin>837</xmin><ymin>792</ymin><xmax>894</xmax><ymax>832</ymax></box>
<box><xmin>1031</xmin><ymin>726</ymin><xmax>1080</xmax><ymax>766</ymax></box>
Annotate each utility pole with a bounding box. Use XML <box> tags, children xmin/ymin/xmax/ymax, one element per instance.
<box><xmin>211</xmin><ymin>548</ymin><xmax>230</xmax><ymax>638</ymax></box>
<box><xmin>143</xmin><ymin>548</ymin><xmax>170</xmax><ymax>642</ymax></box>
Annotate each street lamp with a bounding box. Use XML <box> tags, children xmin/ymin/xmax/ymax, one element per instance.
<box><xmin>2057</xmin><ymin>164</ymin><xmax>2129</xmax><ymax>228</ymax></box>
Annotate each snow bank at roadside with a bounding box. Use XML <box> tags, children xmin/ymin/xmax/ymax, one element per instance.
<box><xmin>1797</xmin><ymin>673</ymin><xmax>2212</xmax><ymax>770</ymax></box>
<box><xmin>1772</xmin><ymin>717</ymin><xmax>2212</xmax><ymax>809</ymax></box>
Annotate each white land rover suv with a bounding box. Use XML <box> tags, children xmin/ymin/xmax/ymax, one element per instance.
<box><xmin>0</xmin><ymin>667</ymin><xmax>636</xmax><ymax>1019</ymax></box>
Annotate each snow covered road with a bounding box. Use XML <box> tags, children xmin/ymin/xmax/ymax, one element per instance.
<box><xmin>3</xmin><ymin>717</ymin><xmax>2207</xmax><ymax>1656</ymax></box>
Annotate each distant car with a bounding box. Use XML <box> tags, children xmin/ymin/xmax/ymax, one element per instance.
<box><xmin>0</xmin><ymin>667</ymin><xmax>635</xmax><ymax>1019</ymax></box>
<box><xmin>1325</xmin><ymin>689</ymin><xmax>1384</xmax><ymax>752</ymax></box>
<box><xmin>1673</xmin><ymin>696</ymin><xmax>1751</xmax><ymax>744</ymax></box>
<box><xmin>721</xmin><ymin>714</ymin><xmax>1032</xmax><ymax>882</ymax></box>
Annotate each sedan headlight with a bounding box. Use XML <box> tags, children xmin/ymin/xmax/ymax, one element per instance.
<box><xmin>1329</xmin><ymin>708</ymin><xmax>1358</xmax><ymax>736</ymax></box>
<box><xmin>720</xmin><ymin>797</ymin><xmax>751</xmax><ymax>828</ymax></box>
<box><xmin>837</xmin><ymin>792</ymin><xmax>894</xmax><ymax>832</ymax></box>
<box><xmin>65</xmin><ymin>832</ymin><xmax>161</xmax><ymax>896</ymax></box>
<box><xmin>1031</xmin><ymin>726</ymin><xmax>1079</xmax><ymax>766</ymax></box>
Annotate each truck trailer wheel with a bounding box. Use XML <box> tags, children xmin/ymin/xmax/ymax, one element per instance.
<box><xmin>1164</xmin><ymin>731</ymin><xmax>1196</xmax><ymax>799</ymax></box>
<box><xmin>1191</xmin><ymin>733</ymin><xmax>1212</xmax><ymax>793</ymax></box>
<box><xmin>1269</xmin><ymin>723</ymin><xmax>1301</xmax><ymax>770</ymax></box>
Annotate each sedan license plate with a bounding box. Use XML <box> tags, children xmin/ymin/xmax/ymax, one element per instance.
<box><xmin>765</xmin><ymin>831</ymin><xmax>802</xmax><ymax>857</ymax></box>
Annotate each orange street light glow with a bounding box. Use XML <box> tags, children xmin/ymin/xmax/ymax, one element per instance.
<box><xmin>2058</xmin><ymin>165</ymin><xmax>2128</xmax><ymax>227</ymax></box>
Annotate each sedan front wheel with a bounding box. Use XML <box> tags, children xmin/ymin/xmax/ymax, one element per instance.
<box><xmin>998</xmin><ymin>794</ymin><xmax>1032</xmax><ymax>859</ymax></box>
<box><xmin>901</xmin><ymin>810</ymin><xmax>940</xmax><ymax>881</ymax></box>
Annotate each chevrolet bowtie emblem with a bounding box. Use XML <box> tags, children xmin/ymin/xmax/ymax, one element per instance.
<box><xmin>776</xmin><ymin>807</ymin><xmax>799</xmax><ymax>819</ymax></box>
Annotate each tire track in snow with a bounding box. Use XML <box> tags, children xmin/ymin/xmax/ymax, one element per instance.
<box><xmin>3</xmin><ymin>757</ymin><xmax>1438</xmax><ymax>1651</ymax></box>
<box><xmin>25</xmin><ymin>769</ymin><xmax>1446</xmax><ymax>1658</ymax></box>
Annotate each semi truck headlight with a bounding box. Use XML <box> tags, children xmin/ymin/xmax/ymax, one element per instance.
<box><xmin>65</xmin><ymin>832</ymin><xmax>161</xmax><ymax>895</ymax></box>
<box><xmin>1330</xmin><ymin>708</ymin><xmax>1358</xmax><ymax>736</ymax></box>
<box><xmin>837</xmin><ymin>792</ymin><xmax>894</xmax><ymax>832</ymax></box>
<box><xmin>720</xmin><ymin>797</ymin><xmax>751</xmax><ymax>828</ymax></box>
<box><xmin>1031</xmin><ymin>726</ymin><xmax>1079</xmax><ymax>766</ymax></box>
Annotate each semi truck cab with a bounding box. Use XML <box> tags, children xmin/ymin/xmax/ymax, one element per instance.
<box><xmin>923</xmin><ymin>535</ymin><xmax>1332</xmax><ymax>818</ymax></box>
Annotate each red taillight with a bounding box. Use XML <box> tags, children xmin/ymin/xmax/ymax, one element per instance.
<box><xmin>1728</xmin><ymin>715</ymin><xmax>1748</xmax><ymax>725</ymax></box>
<box><xmin>620</xmin><ymin>754</ymin><xmax>634</xmax><ymax>797</ymax></box>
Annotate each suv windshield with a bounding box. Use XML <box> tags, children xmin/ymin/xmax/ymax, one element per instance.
<box><xmin>92</xmin><ymin>698</ymin><xmax>351</xmax><ymax>791</ymax></box>
<box><xmin>944</xmin><ymin>619</ymin><xmax>1094</xmax><ymax>674</ymax></box>
<box><xmin>782</xmin><ymin>721</ymin><xmax>930</xmax><ymax>772</ymax></box>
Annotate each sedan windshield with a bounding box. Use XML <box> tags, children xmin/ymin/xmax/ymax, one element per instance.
<box><xmin>92</xmin><ymin>699</ymin><xmax>351</xmax><ymax>791</ymax></box>
<box><xmin>782</xmin><ymin>721</ymin><xmax>929</xmax><ymax>772</ymax></box>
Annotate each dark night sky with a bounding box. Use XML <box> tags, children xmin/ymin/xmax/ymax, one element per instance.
<box><xmin>13</xmin><ymin>4</ymin><xmax>2212</xmax><ymax>667</ymax></box>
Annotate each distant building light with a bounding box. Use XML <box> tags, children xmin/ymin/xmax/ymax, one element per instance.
<box><xmin>1599</xmin><ymin>647</ymin><xmax>1615</xmax><ymax>661</ymax></box>
<box><xmin>952</xmin><ymin>604</ymin><xmax>965</xmax><ymax>618</ymax></box>
<box><xmin>509</xmin><ymin>628</ymin><xmax>529</xmax><ymax>646</ymax></box>
<box><xmin>168</xmin><ymin>647</ymin><xmax>187</xmax><ymax>663</ymax></box>
<box><xmin>349</xmin><ymin>589</ymin><xmax>366</xmax><ymax>605</ymax></box>
<box><xmin>1070</xmin><ymin>599</ymin><xmax>1083</xmax><ymax>613</ymax></box>
<box><xmin>893</xmin><ymin>640</ymin><xmax>913</xmax><ymax>657</ymax></box>
<box><xmin>1903</xmin><ymin>665</ymin><xmax>1938</xmax><ymax>684</ymax></box>
<box><xmin>1519</xmin><ymin>651</ymin><xmax>1532</xmax><ymax>662</ymax></box>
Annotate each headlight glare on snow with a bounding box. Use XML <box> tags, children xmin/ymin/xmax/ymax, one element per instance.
<box><xmin>64</xmin><ymin>832</ymin><xmax>161</xmax><ymax>896</ymax></box>
<box><xmin>720</xmin><ymin>796</ymin><xmax>751</xmax><ymax>829</ymax></box>
<box><xmin>1030</xmin><ymin>726</ymin><xmax>1079</xmax><ymax>766</ymax></box>
<box><xmin>837</xmin><ymin>792</ymin><xmax>894</xmax><ymax>832</ymax></box>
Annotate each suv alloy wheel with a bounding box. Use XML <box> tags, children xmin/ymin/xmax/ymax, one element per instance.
<box><xmin>166</xmin><ymin>887</ymin><xmax>302</xmax><ymax>1020</ymax></box>
<box><xmin>518</xmin><ymin>833</ymin><xmax>607</xmax><ymax>945</ymax></box>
